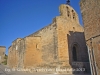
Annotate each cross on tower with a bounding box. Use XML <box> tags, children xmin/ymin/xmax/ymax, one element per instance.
<box><xmin>66</xmin><ymin>0</ymin><xmax>70</xmax><ymax>5</ymax></box>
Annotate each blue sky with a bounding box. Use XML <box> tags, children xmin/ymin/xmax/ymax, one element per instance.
<box><xmin>0</xmin><ymin>0</ymin><xmax>83</xmax><ymax>54</ymax></box>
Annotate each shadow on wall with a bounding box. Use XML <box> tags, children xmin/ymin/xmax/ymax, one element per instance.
<box><xmin>67</xmin><ymin>31</ymin><xmax>91</xmax><ymax>74</ymax></box>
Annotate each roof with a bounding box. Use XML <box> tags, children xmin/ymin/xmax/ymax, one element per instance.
<box><xmin>0</xmin><ymin>46</ymin><xmax>6</xmax><ymax>48</ymax></box>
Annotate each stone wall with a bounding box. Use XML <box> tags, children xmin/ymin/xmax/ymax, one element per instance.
<box><xmin>0</xmin><ymin>46</ymin><xmax>6</xmax><ymax>63</ymax></box>
<box><xmin>24</xmin><ymin>23</ymin><xmax>58</xmax><ymax>69</ymax></box>
<box><xmin>7</xmin><ymin>38</ymin><xmax>22</xmax><ymax>68</ymax></box>
<box><xmin>80</xmin><ymin>0</ymin><xmax>100</xmax><ymax>74</ymax></box>
<box><xmin>7</xmin><ymin>22</ymin><xmax>58</xmax><ymax>69</ymax></box>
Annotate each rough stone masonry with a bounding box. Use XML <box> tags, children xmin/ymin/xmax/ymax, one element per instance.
<box><xmin>7</xmin><ymin>4</ymin><xmax>90</xmax><ymax>74</ymax></box>
<box><xmin>0</xmin><ymin>46</ymin><xmax>6</xmax><ymax>63</ymax></box>
<box><xmin>80</xmin><ymin>0</ymin><xmax>100</xmax><ymax>75</ymax></box>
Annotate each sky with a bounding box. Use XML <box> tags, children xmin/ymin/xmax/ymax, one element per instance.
<box><xmin>0</xmin><ymin>0</ymin><xmax>83</xmax><ymax>54</ymax></box>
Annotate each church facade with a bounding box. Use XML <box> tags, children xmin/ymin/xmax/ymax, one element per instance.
<box><xmin>7</xmin><ymin>3</ymin><xmax>91</xmax><ymax>74</ymax></box>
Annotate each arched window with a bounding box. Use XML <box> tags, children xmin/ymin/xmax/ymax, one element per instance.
<box><xmin>72</xmin><ymin>10</ymin><xmax>76</xmax><ymax>20</ymax></box>
<box><xmin>72</xmin><ymin>45</ymin><xmax>77</xmax><ymax>61</ymax></box>
<box><xmin>66</xmin><ymin>6</ymin><xmax>70</xmax><ymax>17</ymax></box>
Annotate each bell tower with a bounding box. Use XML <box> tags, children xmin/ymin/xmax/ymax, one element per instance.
<box><xmin>59</xmin><ymin>0</ymin><xmax>79</xmax><ymax>24</ymax></box>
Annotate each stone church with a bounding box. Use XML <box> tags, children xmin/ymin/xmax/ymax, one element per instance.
<box><xmin>7</xmin><ymin>1</ymin><xmax>91</xmax><ymax>75</ymax></box>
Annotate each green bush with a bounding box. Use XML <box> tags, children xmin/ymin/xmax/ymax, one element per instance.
<box><xmin>2</xmin><ymin>54</ymin><xmax>8</xmax><ymax>65</ymax></box>
<box><xmin>2</xmin><ymin>60</ymin><xmax>7</xmax><ymax>65</ymax></box>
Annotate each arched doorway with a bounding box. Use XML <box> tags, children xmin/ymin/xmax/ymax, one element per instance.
<box><xmin>72</xmin><ymin>46</ymin><xmax>77</xmax><ymax>61</ymax></box>
<box><xmin>73</xmin><ymin>46</ymin><xmax>77</xmax><ymax>61</ymax></box>
<box><xmin>72</xmin><ymin>44</ymin><xmax>78</xmax><ymax>61</ymax></box>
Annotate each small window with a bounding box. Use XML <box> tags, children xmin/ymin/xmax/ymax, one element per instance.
<box><xmin>73</xmin><ymin>27</ymin><xmax>75</xmax><ymax>30</ymax></box>
<box><xmin>68</xmin><ymin>11</ymin><xmax>70</xmax><ymax>17</ymax></box>
<box><xmin>16</xmin><ymin>45</ymin><xmax>18</xmax><ymax>50</ymax></box>
<box><xmin>72</xmin><ymin>10</ymin><xmax>75</xmax><ymax>19</ymax></box>
<box><xmin>66</xmin><ymin>6</ymin><xmax>70</xmax><ymax>17</ymax></box>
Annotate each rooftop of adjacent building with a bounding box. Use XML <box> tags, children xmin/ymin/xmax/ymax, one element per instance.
<box><xmin>0</xmin><ymin>46</ymin><xmax>6</xmax><ymax>48</ymax></box>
